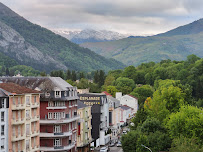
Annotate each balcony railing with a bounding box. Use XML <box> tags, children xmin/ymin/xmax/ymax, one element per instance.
<box><xmin>12</xmin><ymin>104</ymin><xmax>25</xmax><ymax>110</ymax></box>
<box><xmin>31</xmin><ymin>145</ymin><xmax>39</xmax><ymax>152</ymax></box>
<box><xmin>40</xmin><ymin>143</ymin><xmax>75</xmax><ymax>151</ymax></box>
<box><xmin>12</xmin><ymin>134</ymin><xmax>25</xmax><ymax>142</ymax></box>
<box><xmin>40</xmin><ymin>131</ymin><xmax>72</xmax><ymax>138</ymax></box>
<box><xmin>31</xmin><ymin>115</ymin><xmax>40</xmax><ymax>122</ymax></box>
<box><xmin>31</xmin><ymin>130</ymin><xmax>40</xmax><ymax>137</ymax></box>
<box><xmin>46</xmin><ymin>106</ymin><xmax>67</xmax><ymax>110</ymax></box>
<box><xmin>31</xmin><ymin>102</ymin><xmax>39</xmax><ymax>108</ymax></box>
<box><xmin>12</xmin><ymin>118</ymin><xmax>25</xmax><ymax>125</ymax></box>
<box><xmin>40</xmin><ymin>115</ymin><xmax>80</xmax><ymax>124</ymax></box>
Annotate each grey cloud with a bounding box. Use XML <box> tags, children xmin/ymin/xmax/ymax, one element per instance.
<box><xmin>0</xmin><ymin>0</ymin><xmax>202</xmax><ymax>35</ymax></box>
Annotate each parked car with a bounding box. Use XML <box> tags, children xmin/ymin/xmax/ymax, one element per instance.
<box><xmin>109</xmin><ymin>141</ymin><xmax>115</xmax><ymax>147</ymax></box>
<box><xmin>100</xmin><ymin>146</ymin><xmax>109</xmax><ymax>152</ymax></box>
<box><xmin>117</xmin><ymin>141</ymin><xmax>122</xmax><ymax>147</ymax></box>
<box><xmin>122</xmin><ymin>130</ymin><xmax>127</xmax><ymax>134</ymax></box>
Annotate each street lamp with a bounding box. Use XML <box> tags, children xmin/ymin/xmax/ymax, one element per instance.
<box><xmin>141</xmin><ymin>144</ymin><xmax>152</xmax><ymax>152</ymax></box>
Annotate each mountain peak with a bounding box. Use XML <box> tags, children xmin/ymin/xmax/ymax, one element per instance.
<box><xmin>158</xmin><ymin>18</ymin><xmax>203</xmax><ymax>37</ymax></box>
<box><xmin>0</xmin><ymin>2</ymin><xmax>19</xmax><ymax>18</ymax></box>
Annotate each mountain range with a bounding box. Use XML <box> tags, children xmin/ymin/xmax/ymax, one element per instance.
<box><xmin>81</xmin><ymin>19</ymin><xmax>203</xmax><ymax>66</ymax></box>
<box><xmin>0</xmin><ymin>3</ymin><xmax>125</xmax><ymax>72</ymax></box>
<box><xmin>53</xmin><ymin>29</ymin><xmax>129</xmax><ymax>44</ymax></box>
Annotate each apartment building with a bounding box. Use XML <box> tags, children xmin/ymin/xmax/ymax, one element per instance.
<box><xmin>0</xmin><ymin>83</ymin><xmax>40</xmax><ymax>152</ymax></box>
<box><xmin>0</xmin><ymin>77</ymin><xmax>80</xmax><ymax>152</ymax></box>
<box><xmin>77</xmin><ymin>101</ymin><xmax>92</xmax><ymax>152</ymax></box>
<box><xmin>78</xmin><ymin>93</ymin><xmax>110</xmax><ymax>147</ymax></box>
<box><xmin>0</xmin><ymin>90</ymin><xmax>9</xmax><ymax>152</ymax></box>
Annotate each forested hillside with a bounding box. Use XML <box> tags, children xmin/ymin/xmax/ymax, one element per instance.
<box><xmin>0</xmin><ymin>3</ymin><xmax>125</xmax><ymax>72</ymax></box>
<box><xmin>81</xmin><ymin>19</ymin><xmax>203</xmax><ymax>67</ymax></box>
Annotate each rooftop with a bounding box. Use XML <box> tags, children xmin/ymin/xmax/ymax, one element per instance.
<box><xmin>0</xmin><ymin>83</ymin><xmax>40</xmax><ymax>95</ymax></box>
<box><xmin>0</xmin><ymin>77</ymin><xmax>74</xmax><ymax>92</ymax></box>
<box><xmin>77</xmin><ymin>100</ymin><xmax>88</xmax><ymax>109</ymax></box>
<box><xmin>121</xmin><ymin>105</ymin><xmax>131</xmax><ymax>110</ymax></box>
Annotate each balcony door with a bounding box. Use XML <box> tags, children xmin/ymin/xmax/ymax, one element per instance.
<box><xmin>54</xmin><ymin>139</ymin><xmax>61</xmax><ymax>147</ymax></box>
<box><xmin>54</xmin><ymin>125</ymin><xmax>61</xmax><ymax>133</ymax></box>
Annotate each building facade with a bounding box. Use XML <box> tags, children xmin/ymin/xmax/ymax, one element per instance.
<box><xmin>77</xmin><ymin>101</ymin><xmax>92</xmax><ymax>152</ymax></box>
<box><xmin>0</xmin><ymin>83</ymin><xmax>40</xmax><ymax>152</ymax></box>
<box><xmin>78</xmin><ymin>93</ymin><xmax>110</xmax><ymax>147</ymax></box>
<box><xmin>0</xmin><ymin>90</ymin><xmax>9</xmax><ymax>152</ymax></box>
<box><xmin>116</xmin><ymin>92</ymin><xmax>138</xmax><ymax>114</ymax></box>
<box><xmin>0</xmin><ymin>77</ymin><xmax>80</xmax><ymax>152</ymax></box>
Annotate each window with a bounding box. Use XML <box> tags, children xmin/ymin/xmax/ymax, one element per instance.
<box><xmin>12</xmin><ymin>112</ymin><xmax>15</xmax><ymax>120</ymax></box>
<box><xmin>1</xmin><ymin>112</ymin><xmax>4</xmax><ymax>121</ymax></box>
<box><xmin>48</xmin><ymin>101</ymin><xmax>52</xmax><ymax>107</ymax></box>
<box><xmin>1</xmin><ymin>99</ymin><xmax>5</xmax><ymax>108</ymax></box>
<box><xmin>18</xmin><ymin>141</ymin><xmax>21</xmax><ymax>151</ymax></box>
<box><xmin>18</xmin><ymin>111</ymin><xmax>21</xmax><ymax>120</ymax></box>
<box><xmin>1</xmin><ymin>138</ymin><xmax>4</xmax><ymax>149</ymax></box>
<box><xmin>26</xmin><ymin>110</ymin><xmax>30</xmax><ymax>119</ymax></box>
<box><xmin>18</xmin><ymin>97</ymin><xmax>21</xmax><ymax>105</ymax></box>
<box><xmin>61</xmin><ymin>112</ymin><xmax>65</xmax><ymax>118</ymax></box>
<box><xmin>54</xmin><ymin>125</ymin><xmax>61</xmax><ymax>133</ymax></box>
<box><xmin>12</xmin><ymin>143</ymin><xmax>15</xmax><ymax>152</ymax></box>
<box><xmin>26</xmin><ymin>140</ymin><xmax>30</xmax><ymax>151</ymax></box>
<box><xmin>53</xmin><ymin>112</ymin><xmax>61</xmax><ymax>120</ymax></box>
<box><xmin>34</xmin><ymin>109</ymin><xmax>37</xmax><ymax>117</ymax></box>
<box><xmin>85</xmin><ymin>121</ymin><xmax>88</xmax><ymax>128</ymax></box>
<box><xmin>1</xmin><ymin>125</ymin><xmax>4</xmax><ymax>135</ymax></box>
<box><xmin>13</xmin><ymin>97</ymin><xmax>16</xmax><ymax>105</ymax></box>
<box><xmin>26</xmin><ymin>96</ymin><xmax>30</xmax><ymax>106</ymax></box>
<box><xmin>48</xmin><ymin>113</ymin><xmax>52</xmax><ymax>119</ymax></box>
<box><xmin>18</xmin><ymin>126</ymin><xmax>21</xmax><ymax>135</ymax></box>
<box><xmin>54</xmin><ymin>139</ymin><xmax>61</xmax><ymax>147</ymax></box>
<box><xmin>26</xmin><ymin>124</ymin><xmax>30</xmax><ymax>136</ymax></box>
<box><xmin>34</xmin><ymin>96</ymin><xmax>37</xmax><ymax>103</ymax></box>
<box><xmin>33</xmin><ymin>137</ymin><xmax>36</xmax><ymax>147</ymax></box>
<box><xmin>33</xmin><ymin>122</ymin><xmax>36</xmax><ymax>131</ymax></box>
<box><xmin>12</xmin><ymin>127</ymin><xmax>15</xmax><ymax>136</ymax></box>
<box><xmin>85</xmin><ymin>132</ymin><xmax>88</xmax><ymax>140</ymax></box>
<box><xmin>64</xmin><ymin>91</ymin><xmax>67</xmax><ymax>97</ymax></box>
<box><xmin>55</xmin><ymin>91</ymin><xmax>60</xmax><ymax>98</ymax></box>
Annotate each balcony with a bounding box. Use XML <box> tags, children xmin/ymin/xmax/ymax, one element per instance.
<box><xmin>46</xmin><ymin>106</ymin><xmax>67</xmax><ymax>110</ymax></box>
<box><xmin>12</xmin><ymin>134</ymin><xmax>25</xmax><ymax>142</ymax></box>
<box><xmin>12</xmin><ymin>118</ymin><xmax>25</xmax><ymax>125</ymax></box>
<box><xmin>12</xmin><ymin>104</ymin><xmax>25</xmax><ymax>110</ymax></box>
<box><xmin>40</xmin><ymin>115</ymin><xmax>80</xmax><ymax>124</ymax></box>
<box><xmin>40</xmin><ymin>130</ymin><xmax>72</xmax><ymax>138</ymax></box>
<box><xmin>31</xmin><ymin>102</ymin><xmax>39</xmax><ymax>108</ymax></box>
<box><xmin>40</xmin><ymin>143</ymin><xmax>75</xmax><ymax>151</ymax></box>
<box><xmin>31</xmin><ymin>115</ymin><xmax>40</xmax><ymax>122</ymax></box>
<box><xmin>31</xmin><ymin>145</ymin><xmax>39</xmax><ymax>152</ymax></box>
<box><xmin>31</xmin><ymin>130</ymin><xmax>40</xmax><ymax>137</ymax></box>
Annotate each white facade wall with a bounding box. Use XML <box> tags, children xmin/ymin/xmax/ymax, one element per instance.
<box><xmin>120</xmin><ymin>95</ymin><xmax>138</xmax><ymax>113</ymax></box>
<box><xmin>0</xmin><ymin>98</ymin><xmax>8</xmax><ymax>152</ymax></box>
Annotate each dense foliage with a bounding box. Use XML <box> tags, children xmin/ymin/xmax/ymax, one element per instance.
<box><xmin>98</xmin><ymin>55</ymin><xmax>203</xmax><ymax>152</ymax></box>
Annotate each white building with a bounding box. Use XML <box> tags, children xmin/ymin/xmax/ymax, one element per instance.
<box><xmin>120</xmin><ymin>105</ymin><xmax>132</xmax><ymax>126</ymax></box>
<box><xmin>116</xmin><ymin>92</ymin><xmax>138</xmax><ymax>114</ymax></box>
<box><xmin>0</xmin><ymin>90</ymin><xmax>9</xmax><ymax>152</ymax></box>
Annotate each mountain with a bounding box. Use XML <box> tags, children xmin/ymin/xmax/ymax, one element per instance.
<box><xmin>0</xmin><ymin>3</ymin><xmax>125</xmax><ymax>72</ymax></box>
<box><xmin>81</xmin><ymin>19</ymin><xmax>203</xmax><ymax>66</ymax></box>
<box><xmin>53</xmin><ymin>29</ymin><xmax>128</xmax><ymax>44</ymax></box>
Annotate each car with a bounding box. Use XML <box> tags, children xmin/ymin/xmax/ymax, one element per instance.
<box><xmin>122</xmin><ymin>130</ymin><xmax>127</xmax><ymax>134</ymax></box>
<box><xmin>117</xmin><ymin>141</ymin><xmax>122</xmax><ymax>147</ymax></box>
<box><xmin>100</xmin><ymin>146</ymin><xmax>108</xmax><ymax>152</ymax></box>
<box><xmin>109</xmin><ymin>141</ymin><xmax>115</xmax><ymax>147</ymax></box>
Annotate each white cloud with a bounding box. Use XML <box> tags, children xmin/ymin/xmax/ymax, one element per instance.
<box><xmin>0</xmin><ymin>0</ymin><xmax>202</xmax><ymax>35</ymax></box>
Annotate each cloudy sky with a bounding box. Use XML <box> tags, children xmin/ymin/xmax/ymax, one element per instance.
<box><xmin>1</xmin><ymin>0</ymin><xmax>203</xmax><ymax>35</ymax></box>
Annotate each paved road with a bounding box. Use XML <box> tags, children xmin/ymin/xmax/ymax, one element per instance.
<box><xmin>109</xmin><ymin>146</ymin><xmax>123</xmax><ymax>152</ymax></box>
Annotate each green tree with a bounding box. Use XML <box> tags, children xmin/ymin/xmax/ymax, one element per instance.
<box><xmin>106</xmin><ymin>86</ymin><xmax>118</xmax><ymax>97</ymax></box>
<box><xmin>170</xmin><ymin>136</ymin><xmax>203</xmax><ymax>152</ymax></box>
<box><xmin>166</xmin><ymin>105</ymin><xmax>203</xmax><ymax>142</ymax></box>
<box><xmin>114</xmin><ymin>77</ymin><xmax>135</xmax><ymax>94</ymax></box>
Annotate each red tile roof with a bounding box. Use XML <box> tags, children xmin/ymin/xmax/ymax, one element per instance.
<box><xmin>0</xmin><ymin>83</ymin><xmax>41</xmax><ymax>94</ymax></box>
<box><xmin>128</xmin><ymin>94</ymin><xmax>138</xmax><ymax>100</ymax></box>
<box><xmin>102</xmin><ymin>91</ymin><xmax>112</xmax><ymax>96</ymax></box>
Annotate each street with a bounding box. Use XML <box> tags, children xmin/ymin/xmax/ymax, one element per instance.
<box><xmin>109</xmin><ymin>146</ymin><xmax>123</xmax><ymax>152</ymax></box>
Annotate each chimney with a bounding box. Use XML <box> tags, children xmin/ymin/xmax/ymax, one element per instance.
<box><xmin>116</xmin><ymin>92</ymin><xmax>122</xmax><ymax>100</ymax></box>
